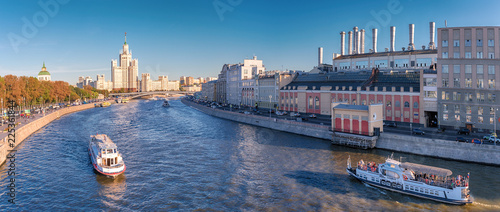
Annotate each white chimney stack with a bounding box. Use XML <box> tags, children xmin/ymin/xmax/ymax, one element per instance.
<box><xmin>356</xmin><ymin>31</ymin><xmax>361</xmax><ymax>54</ymax></box>
<box><xmin>360</xmin><ymin>29</ymin><xmax>365</xmax><ymax>54</ymax></box>
<box><xmin>340</xmin><ymin>31</ymin><xmax>346</xmax><ymax>55</ymax></box>
<box><xmin>353</xmin><ymin>27</ymin><xmax>358</xmax><ymax>54</ymax></box>
<box><xmin>408</xmin><ymin>24</ymin><xmax>415</xmax><ymax>51</ymax></box>
<box><xmin>348</xmin><ymin>31</ymin><xmax>353</xmax><ymax>55</ymax></box>
<box><xmin>318</xmin><ymin>47</ymin><xmax>323</xmax><ymax>66</ymax></box>
<box><xmin>390</xmin><ymin>26</ymin><xmax>396</xmax><ymax>52</ymax></box>
<box><xmin>429</xmin><ymin>22</ymin><xmax>436</xmax><ymax>50</ymax></box>
<box><xmin>372</xmin><ymin>28</ymin><xmax>378</xmax><ymax>53</ymax></box>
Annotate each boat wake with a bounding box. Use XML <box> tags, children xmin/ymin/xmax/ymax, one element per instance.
<box><xmin>363</xmin><ymin>182</ymin><xmax>387</xmax><ymax>195</ymax></box>
<box><xmin>473</xmin><ymin>202</ymin><xmax>500</xmax><ymax>209</ymax></box>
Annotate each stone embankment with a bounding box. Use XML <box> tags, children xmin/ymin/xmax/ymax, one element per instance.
<box><xmin>183</xmin><ymin>99</ymin><xmax>500</xmax><ymax>166</ymax></box>
<box><xmin>0</xmin><ymin>103</ymin><xmax>100</xmax><ymax>165</ymax></box>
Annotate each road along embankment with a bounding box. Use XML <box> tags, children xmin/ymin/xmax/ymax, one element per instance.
<box><xmin>183</xmin><ymin>99</ymin><xmax>500</xmax><ymax>166</ymax></box>
<box><xmin>181</xmin><ymin>99</ymin><xmax>332</xmax><ymax>140</ymax></box>
<box><xmin>0</xmin><ymin>103</ymin><xmax>100</xmax><ymax>165</ymax></box>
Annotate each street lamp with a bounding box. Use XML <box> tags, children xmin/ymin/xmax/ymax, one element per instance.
<box><xmin>269</xmin><ymin>95</ymin><xmax>272</xmax><ymax>118</ymax></box>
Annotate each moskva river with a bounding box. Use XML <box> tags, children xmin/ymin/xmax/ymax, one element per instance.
<box><xmin>1</xmin><ymin>99</ymin><xmax>499</xmax><ymax>211</ymax></box>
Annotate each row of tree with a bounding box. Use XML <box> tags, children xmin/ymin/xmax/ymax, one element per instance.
<box><xmin>1</xmin><ymin>75</ymin><xmax>109</xmax><ymax>107</ymax></box>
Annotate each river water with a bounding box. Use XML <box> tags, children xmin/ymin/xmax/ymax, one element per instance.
<box><xmin>0</xmin><ymin>99</ymin><xmax>499</xmax><ymax>211</ymax></box>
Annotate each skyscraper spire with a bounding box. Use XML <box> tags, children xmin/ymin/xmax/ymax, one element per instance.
<box><xmin>124</xmin><ymin>32</ymin><xmax>127</xmax><ymax>44</ymax></box>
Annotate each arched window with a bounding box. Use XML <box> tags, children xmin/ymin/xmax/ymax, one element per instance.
<box><xmin>362</xmin><ymin>100</ymin><xmax>367</xmax><ymax>105</ymax></box>
<box><xmin>370</xmin><ymin>100</ymin><xmax>374</xmax><ymax>105</ymax></box>
<box><xmin>315</xmin><ymin>97</ymin><xmax>320</xmax><ymax>109</ymax></box>
<box><xmin>378</xmin><ymin>99</ymin><xmax>382</xmax><ymax>104</ymax></box>
<box><xmin>395</xmin><ymin>100</ymin><xmax>401</xmax><ymax>107</ymax></box>
<box><xmin>339</xmin><ymin>98</ymin><xmax>343</xmax><ymax>102</ymax></box>
<box><xmin>308</xmin><ymin>96</ymin><xmax>313</xmax><ymax>109</ymax></box>
<box><xmin>352</xmin><ymin>99</ymin><xmax>356</xmax><ymax>105</ymax></box>
<box><xmin>404</xmin><ymin>101</ymin><xmax>410</xmax><ymax>108</ymax></box>
<box><xmin>386</xmin><ymin>101</ymin><xmax>392</xmax><ymax>107</ymax></box>
<box><xmin>414</xmin><ymin>102</ymin><xmax>419</xmax><ymax>109</ymax></box>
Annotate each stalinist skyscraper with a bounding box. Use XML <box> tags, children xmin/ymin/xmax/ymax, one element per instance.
<box><xmin>111</xmin><ymin>33</ymin><xmax>139</xmax><ymax>91</ymax></box>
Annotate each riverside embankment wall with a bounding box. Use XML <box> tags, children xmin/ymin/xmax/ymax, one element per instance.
<box><xmin>0</xmin><ymin>103</ymin><xmax>98</xmax><ymax>165</ymax></box>
<box><xmin>182</xmin><ymin>99</ymin><xmax>332</xmax><ymax>140</ymax></box>
<box><xmin>183</xmin><ymin>99</ymin><xmax>500</xmax><ymax>166</ymax></box>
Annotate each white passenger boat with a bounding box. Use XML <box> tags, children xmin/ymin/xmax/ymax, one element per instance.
<box><xmin>88</xmin><ymin>134</ymin><xmax>126</xmax><ymax>177</ymax></box>
<box><xmin>346</xmin><ymin>156</ymin><xmax>473</xmax><ymax>205</ymax></box>
<box><xmin>162</xmin><ymin>100</ymin><xmax>170</xmax><ymax>107</ymax></box>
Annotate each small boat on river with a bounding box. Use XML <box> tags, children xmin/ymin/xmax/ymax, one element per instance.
<box><xmin>162</xmin><ymin>100</ymin><xmax>170</xmax><ymax>107</ymax></box>
<box><xmin>89</xmin><ymin>134</ymin><xmax>126</xmax><ymax>177</ymax></box>
<box><xmin>346</xmin><ymin>155</ymin><xmax>473</xmax><ymax>205</ymax></box>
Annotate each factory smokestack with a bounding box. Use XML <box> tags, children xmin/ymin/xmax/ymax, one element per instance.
<box><xmin>340</xmin><ymin>31</ymin><xmax>346</xmax><ymax>55</ymax></box>
<box><xmin>318</xmin><ymin>47</ymin><xmax>323</xmax><ymax>66</ymax></box>
<box><xmin>348</xmin><ymin>31</ymin><xmax>353</xmax><ymax>55</ymax></box>
<box><xmin>372</xmin><ymin>28</ymin><xmax>378</xmax><ymax>53</ymax></box>
<box><xmin>390</xmin><ymin>26</ymin><xmax>396</xmax><ymax>52</ymax></box>
<box><xmin>408</xmin><ymin>24</ymin><xmax>415</xmax><ymax>51</ymax></box>
<box><xmin>360</xmin><ymin>29</ymin><xmax>365</xmax><ymax>54</ymax></box>
<box><xmin>353</xmin><ymin>27</ymin><xmax>358</xmax><ymax>54</ymax></box>
<box><xmin>356</xmin><ymin>31</ymin><xmax>361</xmax><ymax>54</ymax></box>
<box><xmin>429</xmin><ymin>22</ymin><xmax>436</xmax><ymax>50</ymax></box>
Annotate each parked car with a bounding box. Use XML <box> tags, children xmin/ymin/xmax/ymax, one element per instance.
<box><xmin>456</xmin><ymin>137</ymin><xmax>469</xmax><ymax>143</ymax></box>
<box><xmin>471</xmin><ymin>138</ymin><xmax>482</xmax><ymax>144</ymax></box>
<box><xmin>490</xmin><ymin>137</ymin><xmax>500</xmax><ymax>143</ymax></box>
<box><xmin>385</xmin><ymin>122</ymin><xmax>397</xmax><ymax>128</ymax></box>
<box><xmin>290</xmin><ymin>112</ymin><xmax>300</xmax><ymax>117</ymax></box>
<box><xmin>309</xmin><ymin>114</ymin><xmax>317</xmax><ymax>118</ymax></box>
<box><xmin>457</xmin><ymin>128</ymin><xmax>470</xmax><ymax>135</ymax></box>
<box><xmin>244</xmin><ymin>111</ymin><xmax>251</xmax><ymax>115</ymax></box>
<box><xmin>412</xmin><ymin>128</ymin><xmax>425</xmax><ymax>135</ymax></box>
<box><xmin>483</xmin><ymin>135</ymin><xmax>493</xmax><ymax>142</ymax></box>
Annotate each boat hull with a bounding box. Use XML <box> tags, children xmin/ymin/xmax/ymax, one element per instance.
<box><xmin>346</xmin><ymin>168</ymin><xmax>472</xmax><ymax>205</ymax></box>
<box><xmin>89</xmin><ymin>147</ymin><xmax>125</xmax><ymax>178</ymax></box>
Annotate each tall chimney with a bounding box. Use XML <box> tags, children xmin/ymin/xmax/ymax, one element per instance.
<box><xmin>348</xmin><ymin>31</ymin><xmax>353</xmax><ymax>55</ymax></box>
<box><xmin>353</xmin><ymin>27</ymin><xmax>358</xmax><ymax>54</ymax></box>
<box><xmin>340</xmin><ymin>31</ymin><xmax>346</xmax><ymax>55</ymax></box>
<box><xmin>372</xmin><ymin>28</ymin><xmax>378</xmax><ymax>53</ymax></box>
<box><xmin>390</xmin><ymin>26</ymin><xmax>396</xmax><ymax>52</ymax></box>
<box><xmin>360</xmin><ymin>29</ymin><xmax>365</xmax><ymax>54</ymax></box>
<box><xmin>356</xmin><ymin>31</ymin><xmax>361</xmax><ymax>54</ymax></box>
<box><xmin>318</xmin><ymin>47</ymin><xmax>323</xmax><ymax>66</ymax></box>
<box><xmin>408</xmin><ymin>24</ymin><xmax>415</xmax><ymax>50</ymax></box>
<box><xmin>429</xmin><ymin>22</ymin><xmax>436</xmax><ymax>50</ymax></box>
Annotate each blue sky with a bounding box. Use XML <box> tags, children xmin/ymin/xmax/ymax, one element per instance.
<box><xmin>1</xmin><ymin>0</ymin><xmax>500</xmax><ymax>84</ymax></box>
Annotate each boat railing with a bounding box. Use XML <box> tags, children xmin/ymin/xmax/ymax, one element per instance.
<box><xmin>100</xmin><ymin>163</ymin><xmax>124</xmax><ymax>169</ymax></box>
<box><xmin>411</xmin><ymin>174</ymin><xmax>469</xmax><ymax>189</ymax></box>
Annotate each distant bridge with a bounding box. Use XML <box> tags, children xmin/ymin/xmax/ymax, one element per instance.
<box><xmin>109</xmin><ymin>91</ymin><xmax>194</xmax><ymax>99</ymax></box>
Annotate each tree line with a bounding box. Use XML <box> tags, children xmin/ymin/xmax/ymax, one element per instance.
<box><xmin>1</xmin><ymin>75</ymin><xmax>109</xmax><ymax>107</ymax></box>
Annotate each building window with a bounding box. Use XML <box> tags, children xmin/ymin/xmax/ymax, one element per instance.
<box><xmin>466</xmin><ymin>115</ymin><xmax>472</xmax><ymax>122</ymax></box>
<box><xmin>454</xmin><ymin>52</ymin><xmax>460</xmax><ymax>58</ymax></box>
<box><xmin>414</xmin><ymin>102</ymin><xmax>419</xmax><ymax>109</ymax></box>
<box><xmin>454</xmin><ymin>78</ymin><xmax>460</xmax><ymax>88</ymax></box>
<box><xmin>477</xmin><ymin>65</ymin><xmax>484</xmax><ymax>74</ymax></box>
<box><xmin>465</xmin><ymin>65</ymin><xmax>472</xmax><ymax>74</ymax></box>
<box><xmin>488</xmin><ymin>39</ymin><xmax>495</xmax><ymax>46</ymax></box>
<box><xmin>424</xmin><ymin>78</ymin><xmax>437</xmax><ymax>86</ymax></box>
<box><xmin>453</xmin><ymin>65</ymin><xmax>460</xmax><ymax>73</ymax></box>
<box><xmin>465</xmin><ymin>93</ymin><xmax>472</xmax><ymax>101</ymax></box>
<box><xmin>443</xmin><ymin>114</ymin><xmax>448</xmax><ymax>121</ymax></box>
<box><xmin>453</xmin><ymin>40</ymin><xmax>460</xmax><ymax>46</ymax></box>
<box><xmin>404</xmin><ymin>101</ymin><xmax>409</xmax><ymax>108</ymax></box>
<box><xmin>478</xmin><ymin>116</ymin><xmax>483</xmax><ymax>123</ymax></box>
<box><xmin>477</xmin><ymin>79</ymin><xmax>484</xmax><ymax>88</ymax></box>
<box><xmin>455</xmin><ymin>114</ymin><xmax>460</xmax><ymax>121</ymax></box>
<box><xmin>445</xmin><ymin>92</ymin><xmax>450</xmax><ymax>100</ymax></box>
<box><xmin>477</xmin><ymin>39</ymin><xmax>483</xmax><ymax>46</ymax></box>
<box><xmin>395</xmin><ymin>100</ymin><xmax>400</xmax><ymax>107</ymax></box>
<box><xmin>386</xmin><ymin>101</ymin><xmax>391</xmax><ymax>107</ymax></box>
<box><xmin>442</xmin><ymin>52</ymin><xmax>448</xmax><ymax>58</ymax></box>
<box><xmin>387</xmin><ymin>110</ymin><xmax>392</xmax><ymax>117</ymax></box>
<box><xmin>465</xmin><ymin>39</ymin><xmax>471</xmax><ymax>46</ymax></box>
<box><xmin>442</xmin><ymin>65</ymin><xmax>449</xmax><ymax>73</ymax></box>
<box><xmin>425</xmin><ymin>91</ymin><xmax>437</xmax><ymax>98</ymax></box>
<box><xmin>362</xmin><ymin>100</ymin><xmax>367</xmax><ymax>105</ymax></box>
<box><xmin>477</xmin><ymin>52</ymin><xmax>483</xmax><ymax>58</ymax></box>
<box><xmin>455</xmin><ymin>105</ymin><xmax>460</xmax><ymax>114</ymax></box>
<box><xmin>442</xmin><ymin>78</ymin><xmax>449</xmax><ymax>87</ymax></box>
<box><xmin>465</xmin><ymin>52</ymin><xmax>472</xmax><ymax>58</ymax></box>
<box><xmin>465</xmin><ymin>78</ymin><xmax>472</xmax><ymax>88</ymax></box>
<box><xmin>352</xmin><ymin>99</ymin><xmax>356</xmax><ymax>105</ymax></box>
<box><xmin>489</xmin><ymin>53</ymin><xmax>495</xmax><ymax>59</ymax></box>
<box><xmin>466</xmin><ymin>106</ymin><xmax>471</xmax><ymax>114</ymax></box>
<box><xmin>308</xmin><ymin>96</ymin><xmax>313</xmax><ymax>109</ymax></box>
<box><xmin>378</xmin><ymin>99</ymin><xmax>382</xmax><ymax>104</ymax></box>
<box><xmin>489</xmin><ymin>65</ymin><xmax>495</xmax><ymax>75</ymax></box>
<box><xmin>489</xmin><ymin>79</ymin><xmax>495</xmax><ymax>89</ymax></box>
<box><xmin>443</xmin><ymin>104</ymin><xmax>448</xmax><ymax>113</ymax></box>
<box><xmin>478</xmin><ymin>93</ymin><xmax>485</xmax><ymax>102</ymax></box>
<box><xmin>488</xmin><ymin>93</ymin><xmax>496</xmax><ymax>102</ymax></box>
<box><xmin>442</xmin><ymin>40</ymin><xmax>448</xmax><ymax>47</ymax></box>
<box><xmin>479</xmin><ymin>106</ymin><xmax>483</xmax><ymax>115</ymax></box>
<box><xmin>315</xmin><ymin>97</ymin><xmax>319</xmax><ymax>109</ymax></box>
<box><xmin>491</xmin><ymin>117</ymin><xmax>494</xmax><ymax>124</ymax></box>
<box><xmin>491</xmin><ymin>107</ymin><xmax>495</xmax><ymax>115</ymax></box>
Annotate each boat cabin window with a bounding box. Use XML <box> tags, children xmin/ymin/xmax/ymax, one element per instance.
<box><xmin>107</xmin><ymin>149</ymin><xmax>114</xmax><ymax>154</ymax></box>
<box><xmin>385</xmin><ymin>170</ymin><xmax>400</xmax><ymax>179</ymax></box>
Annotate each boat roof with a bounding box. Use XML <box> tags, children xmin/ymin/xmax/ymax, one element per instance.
<box><xmin>401</xmin><ymin>162</ymin><xmax>453</xmax><ymax>177</ymax></box>
<box><xmin>91</xmin><ymin>134</ymin><xmax>117</xmax><ymax>149</ymax></box>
